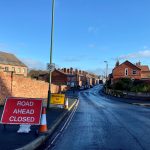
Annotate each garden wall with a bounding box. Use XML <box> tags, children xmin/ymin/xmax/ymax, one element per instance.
<box><xmin>105</xmin><ymin>88</ymin><xmax>150</xmax><ymax>100</ymax></box>
<box><xmin>0</xmin><ymin>72</ymin><xmax>67</xmax><ymax>105</ymax></box>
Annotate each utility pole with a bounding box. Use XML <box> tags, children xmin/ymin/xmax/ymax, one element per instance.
<box><xmin>47</xmin><ymin>0</ymin><xmax>55</xmax><ymax>109</ymax></box>
<box><xmin>104</xmin><ymin>61</ymin><xmax>108</xmax><ymax>80</ymax></box>
<box><xmin>104</xmin><ymin>61</ymin><xmax>108</xmax><ymax>93</ymax></box>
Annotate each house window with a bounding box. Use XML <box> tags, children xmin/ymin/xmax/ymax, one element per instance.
<box><xmin>12</xmin><ymin>67</ymin><xmax>15</xmax><ymax>72</ymax></box>
<box><xmin>125</xmin><ymin>68</ymin><xmax>128</xmax><ymax>76</ymax></box>
<box><xmin>5</xmin><ymin>67</ymin><xmax>9</xmax><ymax>71</ymax></box>
<box><xmin>132</xmin><ymin>70</ymin><xmax>137</xmax><ymax>75</ymax></box>
<box><xmin>22</xmin><ymin>68</ymin><xmax>26</xmax><ymax>73</ymax></box>
<box><xmin>17</xmin><ymin>68</ymin><xmax>21</xmax><ymax>73</ymax></box>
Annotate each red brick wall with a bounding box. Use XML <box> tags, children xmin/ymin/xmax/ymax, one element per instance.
<box><xmin>141</xmin><ymin>71</ymin><xmax>150</xmax><ymax>79</ymax></box>
<box><xmin>113</xmin><ymin>62</ymin><xmax>141</xmax><ymax>79</ymax></box>
<box><xmin>0</xmin><ymin>72</ymin><xmax>67</xmax><ymax>105</ymax></box>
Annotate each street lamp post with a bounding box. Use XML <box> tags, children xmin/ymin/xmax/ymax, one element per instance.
<box><xmin>47</xmin><ymin>0</ymin><xmax>55</xmax><ymax>109</ymax></box>
<box><xmin>104</xmin><ymin>61</ymin><xmax>108</xmax><ymax>93</ymax></box>
<box><xmin>104</xmin><ymin>61</ymin><xmax>108</xmax><ymax>80</ymax></box>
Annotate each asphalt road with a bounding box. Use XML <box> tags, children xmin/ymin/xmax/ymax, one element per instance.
<box><xmin>49</xmin><ymin>85</ymin><xmax>150</xmax><ymax>150</ymax></box>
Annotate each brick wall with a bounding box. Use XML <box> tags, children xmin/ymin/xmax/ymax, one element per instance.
<box><xmin>141</xmin><ymin>71</ymin><xmax>150</xmax><ymax>79</ymax></box>
<box><xmin>0</xmin><ymin>72</ymin><xmax>67</xmax><ymax>105</ymax></box>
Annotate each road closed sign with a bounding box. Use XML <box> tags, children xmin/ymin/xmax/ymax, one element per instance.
<box><xmin>50</xmin><ymin>94</ymin><xmax>65</xmax><ymax>105</ymax></box>
<box><xmin>1</xmin><ymin>97</ymin><xmax>42</xmax><ymax>125</ymax></box>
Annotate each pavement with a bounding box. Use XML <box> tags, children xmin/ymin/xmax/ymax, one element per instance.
<box><xmin>100</xmin><ymin>89</ymin><xmax>150</xmax><ymax>107</ymax></box>
<box><xmin>0</xmin><ymin>90</ymin><xmax>79</xmax><ymax>150</ymax></box>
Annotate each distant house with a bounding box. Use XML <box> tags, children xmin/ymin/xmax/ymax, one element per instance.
<box><xmin>53</xmin><ymin>69</ymin><xmax>77</xmax><ymax>87</ymax></box>
<box><xmin>36</xmin><ymin>69</ymin><xmax>77</xmax><ymax>87</ymax></box>
<box><xmin>29</xmin><ymin>67</ymin><xmax>100</xmax><ymax>88</ymax></box>
<box><xmin>112</xmin><ymin>60</ymin><xmax>150</xmax><ymax>80</ymax></box>
<box><xmin>136</xmin><ymin>62</ymin><xmax>150</xmax><ymax>79</ymax></box>
<box><xmin>0</xmin><ymin>51</ymin><xmax>28</xmax><ymax>76</ymax></box>
<box><xmin>52</xmin><ymin>69</ymin><xmax>68</xmax><ymax>85</ymax></box>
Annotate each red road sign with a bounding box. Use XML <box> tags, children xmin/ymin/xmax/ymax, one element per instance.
<box><xmin>1</xmin><ymin>97</ymin><xmax>43</xmax><ymax>125</ymax></box>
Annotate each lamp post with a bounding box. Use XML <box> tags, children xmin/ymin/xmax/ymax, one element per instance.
<box><xmin>104</xmin><ymin>61</ymin><xmax>108</xmax><ymax>93</ymax></box>
<box><xmin>104</xmin><ymin>61</ymin><xmax>108</xmax><ymax>80</ymax></box>
<box><xmin>47</xmin><ymin>0</ymin><xmax>55</xmax><ymax>109</ymax></box>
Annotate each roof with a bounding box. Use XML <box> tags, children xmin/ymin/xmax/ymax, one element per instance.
<box><xmin>0</xmin><ymin>51</ymin><xmax>27</xmax><ymax>67</ymax></box>
<box><xmin>54</xmin><ymin>69</ymin><xmax>68</xmax><ymax>75</ymax></box>
<box><xmin>113</xmin><ymin>60</ymin><xmax>141</xmax><ymax>70</ymax></box>
<box><xmin>138</xmin><ymin>65</ymin><xmax>149</xmax><ymax>72</ymax></box>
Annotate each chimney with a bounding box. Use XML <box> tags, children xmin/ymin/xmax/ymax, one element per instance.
<box><xmin>136</xmin><ymin>61</ymin><xmax>141</xmax><ymax>66</ymax></box>
<box><xmin>64</xmin><ymin>68</ymin><xmax>67</xmax><ymax>73</ymax></box>
<box><xmin>75</xmin><ymin>69</ymin><xmax>78</xmax><ymax>74</ymax></box>
<box><xmin>67</xmin><ymin>68</ymin><xmax>70</xmax><ymax>74</ymax></box>
<box><xmin>70</xmin><ymin>67</ymin><xmax>73</xmax><ymax>74</ymax></box>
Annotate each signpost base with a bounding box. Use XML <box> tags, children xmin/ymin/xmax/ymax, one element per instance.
<box><xmin>17</xmin><ymin>124</ymin><xmax>31</xmax><ymax>133</ymax></box>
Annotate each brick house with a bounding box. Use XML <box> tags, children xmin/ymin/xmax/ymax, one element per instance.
<box><xmin>113</xmin><ymin>60</ymin><xmax>141</xmax><ymax>80</ymax></box>
<box><xmin>61</xmin><ymin>68</ymin><xmax>98</xmax><ymax>88</ymax></box>
<box><xmin>29</xmin><ymin>67</ymin><xmax>100</xmax><ymax>88</ymax></box>
<box><xmin>0</xmin><ymin>51</ymin><xmax>28</xmax><ymax>76</ymax></box>
<box><xmin>37</xmin><ymin>69</ymin><xmax>77</xmax><ymax>87</ymax></box>
<box><xmin>136</xmin><ymin>62</ymin><xmax>150</xmax><ymax>79</ymax></box>
<box><xmin>52</xmin><ymin>69</ymin><xmax>68</xmax><ymax>85</ymax></box>
<box><xmin>112</xmin><ymin>60</ymin><xmax>150</xmax><ymax>80</ymax></box>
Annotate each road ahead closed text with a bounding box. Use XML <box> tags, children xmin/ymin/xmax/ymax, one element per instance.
<box><xmin>1</xmin><ymin>98</ymin><xmax>42</xmax><ymax>125</ymax></box>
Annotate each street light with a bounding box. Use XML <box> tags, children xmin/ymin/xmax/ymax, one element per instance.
<box><xmin>104</xmin><ymin>61</ymin><xmax>108</xmax><ymax>80</ymax></box>
<box><xmin>47</xmin><ymin>0</ymin><xmax>55</xmax><ymax>109</ymax></box>
<box><xmin>104</xmin><ymin>61</ymin><xmax>108</xmax><ymax>93</ymax></box>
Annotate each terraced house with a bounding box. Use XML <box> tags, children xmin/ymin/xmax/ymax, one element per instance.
<box><xmin>0</xmin><ymin>51</ymin><xmax>28</xmax><ymax>76</ymax></box>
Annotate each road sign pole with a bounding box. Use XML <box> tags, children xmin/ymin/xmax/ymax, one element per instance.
<box><xmin>47</xmin><ymin>0</ymin><xmax>55</xmax><ymax>109</ymax></box>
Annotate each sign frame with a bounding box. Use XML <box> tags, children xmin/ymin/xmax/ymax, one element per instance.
<box><xmin>50</xmin><ymin>93</ymin><xmax>65</xmax><ymax>105</ymax></box>
<box><xmin>1</xmin><ymin>97</ymin><xmax>43</xmax><ymax>125</ymax></box>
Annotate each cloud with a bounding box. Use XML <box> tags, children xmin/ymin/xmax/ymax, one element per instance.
<box><xmin>144</xmin><ymin>46</ymin><xmax>148</xmax><ymax>49</ymax></box>
<box><xmin>87</xmin><ymin>67</ymin><xmax>113</xmax><ymax>76</ymax></box>
<box><xmin>138</xmin><ymin>50</ymin><xmax>150</xmax><ymax>57</ymax></box>
<box><xmin>88</xmin><ymin>26</ymin><xmax>99</xmax><ymax>34</ymax></box>
<box><xmin>118</xmin><ymin>50</ymin><xmax>150</xmax><ymax>60</ymax></box>
<box><xmin>21</xmin><ymin>58</ymin><xmax>47</xmax><ymax>70</ymax></box>
<box><xmin>0</xmin><ymin>43</ymin><xmax>7</xmax><ymax>49</ymax></box>
<box><xmin>86</xmin><ymin>68</ymin><xmax>104</xmax><ymax>75</ymax></box>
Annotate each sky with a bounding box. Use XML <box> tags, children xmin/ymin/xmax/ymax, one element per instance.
<box><xmin>0</xmin><ymin>0</ymin><xmax>150</xmax><ymax>75</ymax></box>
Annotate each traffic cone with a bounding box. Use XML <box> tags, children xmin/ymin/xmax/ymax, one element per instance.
<box><xmin>64</xmin><ymin>98</ymin><xmax>68</xmax><ymax>109</ymax></box>
<box><xmin>39</xmin><ymin>107</ymin><xmax>48</xmax><ymax>133</ymax></box>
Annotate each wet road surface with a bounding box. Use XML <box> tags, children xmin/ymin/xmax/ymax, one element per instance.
<box><xmin>50</xmin><ymin>85</ymin><xmax>150</xmax><ymax>150</ymax></box>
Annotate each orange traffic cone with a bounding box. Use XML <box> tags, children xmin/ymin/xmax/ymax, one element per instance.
<box><xmin>39</xmin><ymin>107</ymin><xmax>48</xmax><ymax>133</ymax></box>
<box><xmin>64</xmin><ymin>98</ymin><xmax>68</xmax><ymax>109</ymax></box>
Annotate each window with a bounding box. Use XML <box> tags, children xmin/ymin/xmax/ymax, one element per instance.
<box><xmin>22</xmin><ymin>68</ymin><xmax>26</xmax><ymax>73</ymax></box>
<box><xmin>125</xmin><ymin>68</ymin><xmax>128</xmax><ymax>76</ymax></box>
<box><xmin>5</xmin><ymin>67</ymin><xmax>9</xmax><ymax>71</ymax></box>
<box><xmin>12</xmin><ymin>67</ymin><xmax>15</xmax><ymax>72</ymax></box>
<box><xmin>17</xmin><ymin>68</ymin><xmax>21</xmax><ymax>73</ymax></box>
<box><xmin>132</xmin><ymin>70</ymin><xmax>137</xmax><ymax>75</ymax></box>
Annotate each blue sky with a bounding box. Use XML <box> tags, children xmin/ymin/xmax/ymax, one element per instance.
<box><xmin>0</xmin><ymin>0</ymin><xmax>150</xmax><ymax>75</ymax></box>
